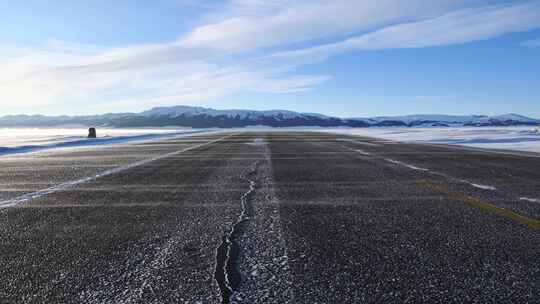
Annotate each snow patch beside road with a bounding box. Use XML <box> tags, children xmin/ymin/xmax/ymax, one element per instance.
<box><xmin>324</xmin><ymin>126</ymin><xmax>540</xmax><ymax>153</ymax></box>
<box><xmin>0</xmin><ymin>129</ymin><xmax>216</xmax><ymax>156</ymax></box>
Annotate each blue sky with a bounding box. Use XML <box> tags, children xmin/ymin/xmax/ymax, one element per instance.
<box><xmin>0</xmin><ymin>0</ymin><xmax>539</xmax><ymax>118</ymax></box>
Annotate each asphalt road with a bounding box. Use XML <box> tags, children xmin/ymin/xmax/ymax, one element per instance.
<box><xmin>0</xmin><ymin>132</ymin><xmax>538</xmax><ymax>303</ymax></box>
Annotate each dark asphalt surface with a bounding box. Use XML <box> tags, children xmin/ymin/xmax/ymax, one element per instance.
<box><xmin>0</xmin><ymin>132</ymin><xmax>538</xmax><ymax>303</ymax></box>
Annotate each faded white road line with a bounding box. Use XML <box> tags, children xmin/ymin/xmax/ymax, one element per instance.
<box><xmin>520</xmin><ymin>197</ymin><xmax>540</xmax><ymax>204</ymax></box>
<box><xmin>384</xmin><ymin>158</ymin><xmax>430</xmax><ymax>172</ymax></box>
<box><xmin>467</xmin><ymin>182</ymin><xmax>497</xmax><ymax>191</ymax></box>
<box><xmin>0</xmin><ymin>134</ymin><xmax>233</xmax><ymax>208</ymax></box>
<box><xmin>345</xmin><ymin>142</ymin><xmax>520</xmax><ymax>198</ymax></box>
<box><xmin>355</xmin><ymin>149</ymin><xmax>371</xmax><ymax>156</ymax></box>
<box><xmin>383</xmin><ymin>158</ymin><xmax>498</xmax><ymax>191</ymax></box>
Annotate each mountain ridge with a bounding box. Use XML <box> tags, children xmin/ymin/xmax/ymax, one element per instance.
<box><xmin>0</xmin><ymin>106</ymin><xmax>538</xmax><ymax>128</ymax></box>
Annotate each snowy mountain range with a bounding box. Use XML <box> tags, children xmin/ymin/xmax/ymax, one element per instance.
<box><xmin>0</xmin><ymin>106</ymin><xmax>538</xmax><ymax>128</ymax></box>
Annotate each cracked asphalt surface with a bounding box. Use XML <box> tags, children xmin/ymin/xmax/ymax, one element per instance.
<box><xmin>0</xmin><ymin>132</ymin><xmax>538</xmax><ymax>303</ymax></box>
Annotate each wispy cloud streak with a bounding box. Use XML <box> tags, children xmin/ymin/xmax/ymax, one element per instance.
<box><xmin>265</xmin><ymin>2</ymin><xmax>540</xmax><ymax>65</ymax></box>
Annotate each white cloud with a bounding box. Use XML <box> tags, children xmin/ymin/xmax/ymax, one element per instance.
<box><xmin>0</xmin><ymin>40</ymin><xmax>329</xmax><ymax>112</ymax></box>
<box><xmin>348</xmin><ymin>2</ymin><xmax>540</xmax><ymax>49</ymax></box>
<box><xmin>180</xmin><ymin>0</ymin><xmax>465</xmax><ymax>51</ymax></box>
<box><xmin>1</xmin><ymin>0</ymin><xmax>540</xmax><ymax>114</ymax></box>
<box><xmin>266</xmin><ymin>2</ymin><xmax>540</xmax><ymax>65</ymax></box>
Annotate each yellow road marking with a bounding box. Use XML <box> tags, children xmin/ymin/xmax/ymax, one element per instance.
<box><xmin>418</xmin><ymin>180</ymin><xmax>540</xmax><ymax>230</ymax></box>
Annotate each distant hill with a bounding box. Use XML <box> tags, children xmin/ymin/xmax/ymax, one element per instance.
<box><xmin>0</xmin><ymin>106</ymin><xmax>538</xmax><ymax>128</ymax></box>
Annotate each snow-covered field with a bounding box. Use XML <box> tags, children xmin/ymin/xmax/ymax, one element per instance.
<box><xmin>3</xmin><ymin>126</ymin><xmax>540</xmax><ymax>156</ymax></box>
<box><xmin>323</xmin><ymin>126</ymin><xmax>540</xmax><ymax>153</ymax></box>
<box><xmin>0</xmin><ymin>127</ymin><xmax>209</xmax><ymax>156</ymax></box>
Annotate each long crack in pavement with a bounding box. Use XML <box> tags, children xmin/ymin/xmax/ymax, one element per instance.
<box><xmin>215</xmin><ymin>161</ymin><xmax>259</xmax><ymax>304</ymax></box>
